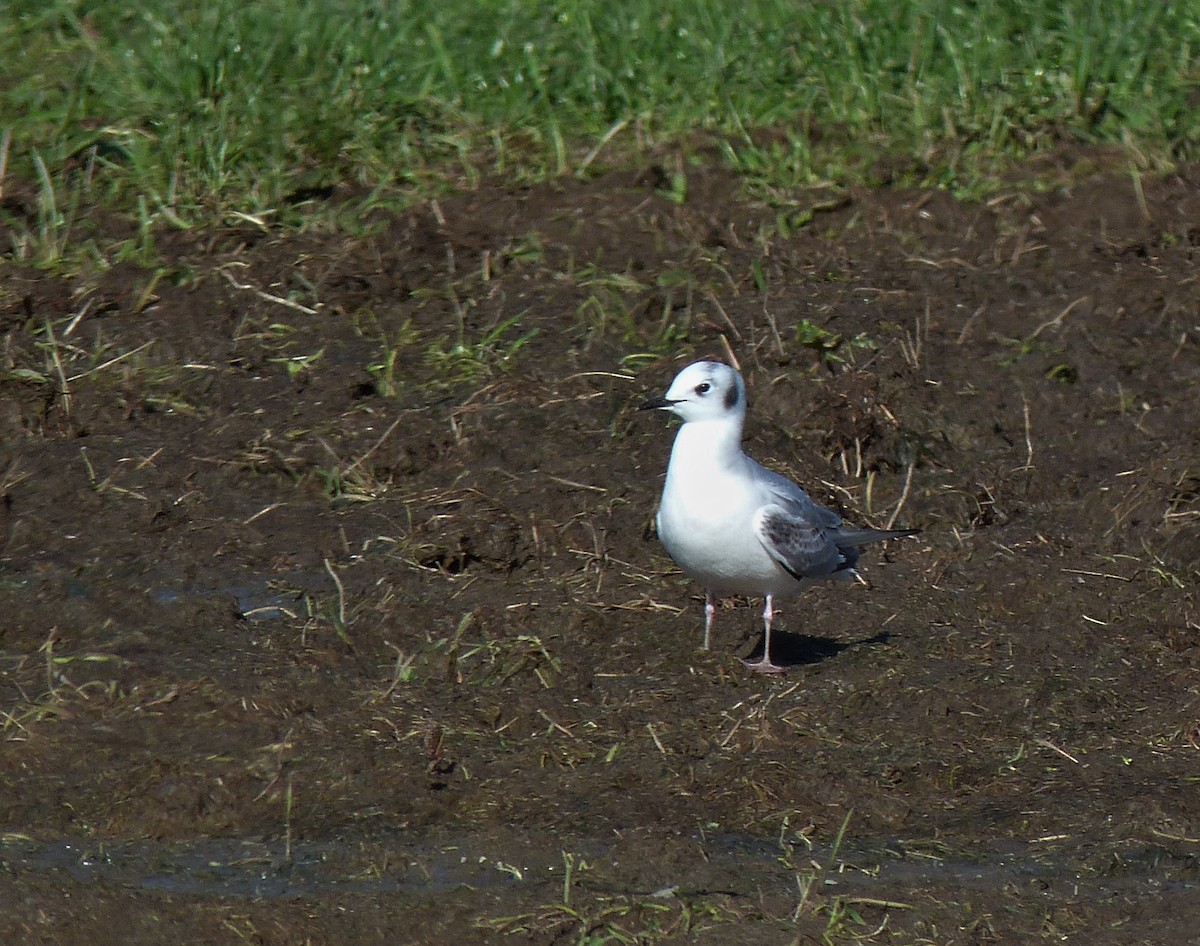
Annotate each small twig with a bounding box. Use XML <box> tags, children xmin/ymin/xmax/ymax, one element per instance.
<box><xmin>898</xmin><ymin>303</ymin><xmax>928</xmax><ymax>370</ymax></box>
<box><xmin>1030</xmin><ymin>296</ymin><xmax>1088</xmax><ymax>339</ymax></box>
<box><xmin>63</xmin><ymin>298</ymin><xmax>94</xmax><ymax>337</ymax></box>
<box><xmin>840</xmin><ymin>896</ymin><xmax>913</xmax><ymax>910</ymax></box>
<box><xmin>761</xmin><ymin>305</ymin><xmax>785</xmax><ymax>356</ymax></box>
<box><xmin>1151</xmin><ymin>827</ymin><xmax>1200</xmax><ymax>844</ymax></box>
<box><xmin>720</xmin><ymin>332</ymin><xmax>739</xmax><ymax>370</ymax></box>
<box><xmin>1034</xmin><ymin>738</ymin><xmax>1081</xmax><ymax>765</ymax></box>
<box><xmin>0</xmin><ymin>127</ymin><xmax>10</xmax><ymax>201</ymax></box>
<box><xmin>1008</xmin><ymin>225</ymin><xmax>1029</xmax><ymax>265</ymax></box>
<box><xmin>323</xmin><ymin>558</ymin><xmax>346</xmax><ymax>627</ymax></box>
<box><xmin>1060</xmin><ymin>568</ymin><xmax>1132</xmax><ymax>582</ymax></box>
<box><xmin>542</xmin><ymin>473</ymin><xmax>607</xmax><ymax>492</ymax></box>
<box><xmin>561</xmin><ymin>371</ymin><xmax>636</xmax><ymax>383</ymax></box>
<box><xmin>576</xmin><ymin>118</ymin><xmax>630</xmax><ymax>176</ymax></box>
<box><xmin>956</xmin><ymin>303</ymin><xmax>987</xmax><ymax>344</ymax></box>
<box><xmin>340</xmin><ymin>415</ymin><xmax>403</xmax><ymax>478</ymax></box>
<box><xmin>1012</xmin><ymin>390</ymin><xmax>1034</xmax><ymax>472</ymax></box>
<box><xmin>67</xmin><ymin>340</ymin><xmax>154</xmax><ymax>382</ymax></box>
<box><xmin>38</xmin><ymin>627</ymin><xmax>60</xmax><ymax>695</ymax></box>
<box><xmin>227</xmin><ymin>209</ymin><xmax>272</xmax><ymax>230</ymax></box>
<box><xmin>538</xmin><ymin>709</ymin><xmax>576</xmax><ymax>739</ymax></box>
<box><xmin>375</xmin><ymin>642</ymin><xmax>415</xmax><ymax>702</ymax></box>
<box><xmin>708</xmin><ymin>292</ymin><xmax>743</xmax><ymax>342</ymax></box>
<box><xmin>283</xmin><ymin>777</ymin><xmax>294</xmax><ymax>862</ymax></box>
<box><xmin>219</xmin><ymin>267</ymin><xmax>320</xmax><ymax>315</ymax></box>
<box><xmin>243</xmin><ymin>503</ymin><xmax>285</xmax><ymax>525</ymax></box>
<box><xmin>42</xmin><ymin>318</ymin><xmax>71</xmax><ymax>417</ymax></box>
<box><xmin>885</xmin><ymin>463</ymin><xmax>915</xmax><ymax>531</ymax></box>
<box><xmin>1129</xmin><ymin>163</ymin><xmax>1151</xmax><ymax>222</ymax></box>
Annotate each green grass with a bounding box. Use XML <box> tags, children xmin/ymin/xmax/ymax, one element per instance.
<box><xmin>3</xmin><ymin>0</ymin><xmax>1200</xmax><ymax>231</ymax></box>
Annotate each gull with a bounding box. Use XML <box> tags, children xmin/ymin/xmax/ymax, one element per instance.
<box><xmin>640</xmin><ymin>360</ymin><xmax>919</xmax><ymax>673</ymax></box>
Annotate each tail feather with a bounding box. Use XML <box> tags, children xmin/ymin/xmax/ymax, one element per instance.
<box><xmin>833</xmin><ymin>527</ymin><xmax>921</xmax><ymax>548</ymax></box>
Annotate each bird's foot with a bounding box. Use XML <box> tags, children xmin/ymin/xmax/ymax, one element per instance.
<box><xmin>740</xmin><ymin>655</ymin><xmax>787</xmax><ymax>675</ymax></box>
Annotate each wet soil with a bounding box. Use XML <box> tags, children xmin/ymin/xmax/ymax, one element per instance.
<box><xmin>2</xmin><ymin>156</ymin><xmax>1200</xmax><ymax>944</ymax></box>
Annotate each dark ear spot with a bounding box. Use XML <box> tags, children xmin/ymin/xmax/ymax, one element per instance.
<box><xmin>724</xmin><ymin>382</ymin><xmax>740</xmax><ymax>410</ymax></box>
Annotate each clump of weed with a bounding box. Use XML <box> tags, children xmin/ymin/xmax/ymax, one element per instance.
<box><xmin>793</xmin><ymin>318</ymin><xmax>877</xmax><ymax>370</ymax></box>
<box><xmin>424</xmin><ymin>313</ymin><xmax>537</xmax><ymax>389</ymax></box>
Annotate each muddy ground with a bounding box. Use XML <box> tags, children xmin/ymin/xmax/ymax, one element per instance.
<box><xmin>1</xmin><ymin>153</ymin><xmax>1199</xmax><ymax>944</ymax></box>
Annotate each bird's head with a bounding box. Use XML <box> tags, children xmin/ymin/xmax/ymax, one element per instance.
<box><xmin>639</xmin><ymin>360</ymin><xmax>746</xmax><ymax>424</ymax></box>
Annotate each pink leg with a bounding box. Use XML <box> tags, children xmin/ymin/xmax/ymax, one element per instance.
<box><xmin>741</xmin><ymin>594</ymin><xmax>787</xmax><ymax>674</ymax></box>
<box><xmin>703</xmin><ymin>592</ymin><xmax>716</xmax><ymax>650</ymax></box>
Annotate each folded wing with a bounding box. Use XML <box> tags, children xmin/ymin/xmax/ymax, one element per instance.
<box><xmin>753</xmin><ymin>503</ymin><xmax>846</xmax><ymax>581</ymax></box>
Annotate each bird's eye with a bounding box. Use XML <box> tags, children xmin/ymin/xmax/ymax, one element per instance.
<box><xmin>695</xmin><ymin>382</ymin><xmax>711</xmax><ymax>395</ymax></box>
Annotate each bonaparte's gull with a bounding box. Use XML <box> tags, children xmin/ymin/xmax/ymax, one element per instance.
<box><xmin>640</xmin><ymin>360</ymin><xmax>919</xmax><ymax>673</ymax></box>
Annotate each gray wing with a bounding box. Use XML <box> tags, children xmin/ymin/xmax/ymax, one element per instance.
<box><xmin>753</xmin><ymin>503</ymin><xmax>848</xmax><ymax>581</ymax></box>
<box><xmin>749</xmin><ymin>458</ymin><xmax>844</xmax><ymax>529</ymax></box>
<box><xmin>750</xmin><ymin>460</ymin><xmax>921</xmax><ymax>580</ymax></box>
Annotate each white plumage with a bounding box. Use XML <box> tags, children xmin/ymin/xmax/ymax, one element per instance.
<box><xmin>641</xmin><ymin>360</ymin><xmax>918</xmax><ymax>672</ymax></box>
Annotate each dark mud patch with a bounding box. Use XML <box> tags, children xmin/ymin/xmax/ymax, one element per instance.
<box><xmin>2</xmin><ymin>160</ymin><xmax>1200</xmax><ymax>943</ymax></box>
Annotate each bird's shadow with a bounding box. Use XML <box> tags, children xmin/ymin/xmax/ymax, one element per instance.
<box><xmin>742</xmin><ymin>631</ymin><xmax>890</xmax><ymax>670</ymax></box>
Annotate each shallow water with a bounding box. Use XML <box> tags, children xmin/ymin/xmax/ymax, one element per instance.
<box><xmin>4</xmin><ymin>830</ymin><xmax>1195</xmax><ymax>903</ymax></box>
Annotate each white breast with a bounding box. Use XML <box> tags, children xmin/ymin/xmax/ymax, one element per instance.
<box><xmin>655</xmin><ymin>425</ymin><xmax>796</xmax><ymax>595</ymax></box>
